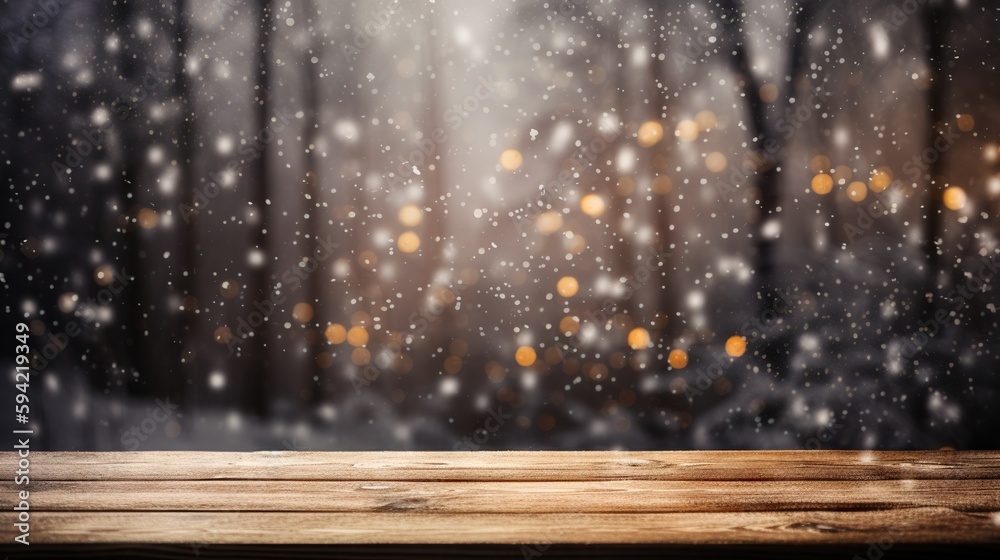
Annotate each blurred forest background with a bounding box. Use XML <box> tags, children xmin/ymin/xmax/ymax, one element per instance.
<box><xmin>2</xmin><ymin>0</ymin><xmax>1000</xmax><ymax>450</ymax></box>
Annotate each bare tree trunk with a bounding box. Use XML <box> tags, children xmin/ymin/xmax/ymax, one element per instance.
<box><xmin>717</xmin><ymin>0</ymin><xmax>816</xmax><ymax>295</ymax></box>
<box><xmin>711</xmin><ymin>1</ymin><xmax>821</xmax><ymax>385</ymax></box>
<box><xmin>248</xmin><ymin>0</ymin><xmax>274</xmax><ymax>417</ymax></box>
<box><xmin>411</xmin><ymin>13</ymin><xmax>447</xmax><ymax>379</ymax></box>
<box><xmin>646</xmin><ymin>4</ymin><xmax>674</xmax><ymax>339</ymax></box>
<box><xmin>110</xmin><ymin>0</ymin><xmax>149</xmax><ymax>397</ymax></box>
<box><xmin>718</xmin><ymin>0</ymin><xmax>776</xmax><ymax>308</ymax></box>
<box><xmin>302</xmin><ymin>0</ymin><xmax>325</xmax><ymax>405</ymax></box>
<box><xmin>173</xmin><ymin>0</ymin><xmax>195</xmax><ymax>408</ymax></box>
<box><xmin>314</xmin><ymin>1</ymin><xmax>360</xmax><ymax>404</ymax></box>
<box><xmin>921</xmin><ymin>1</ymin><xmax>950</xmax><ymax>309</ymax></box>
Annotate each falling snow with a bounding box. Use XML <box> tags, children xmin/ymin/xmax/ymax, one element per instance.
<box><xmin>2</xmin><ymin>1</ymin><xmax>1000</xmax><ymax>451</ymax></box>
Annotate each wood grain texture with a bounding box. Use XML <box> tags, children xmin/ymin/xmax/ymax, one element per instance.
<box><xmin>2</xmin><ymin>543</ymin><xmax>997</xmax><ymax>560</ymax></box>
<box><xmin>0</xmin><ymin>451</ymin><xmax>998</xmax><ymax>546</ymax></box>
<box><xmin>4</xmin><ymin>450</ymin><xmax>1000</xmax><ymax>481</ymax></box>
<box><xmin>3</xmin><ymin>509</ymin><xmax>999</xmax><ymax>544</ymax></box>
<box><xmin>4</xmin><ymin>479</ymin><xmax>999</xmax><ymax>513</ymax></box>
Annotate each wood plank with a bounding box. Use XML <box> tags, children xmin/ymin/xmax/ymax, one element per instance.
<box><xmin>3</xmin><ymin>509</ymin><xmax>999</xmax><ymax>544</ymax></box>
<box><xmin>4</xmin><ymin>479</ymin><xmax>998</xmax><ymax>513</ymax></box>
<box><xmin>4</xmin><ymin>450</ymin><xmax>1000</xmax><ymax>481</ymax></box>
<box><xmin>3</xmin><ymin>451</ymin><xmax>998</xmax><ymax>548</ymax></box>
<box><xmin>2</xmin><ymin>543</ymin><xmax>996</xmax><ymax>560</ymax></box>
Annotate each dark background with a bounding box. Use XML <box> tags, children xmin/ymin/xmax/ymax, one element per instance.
<box><xmin>2</xmin><ymin>0</ymin><xmax>999</xmax><ymax>451</ymax></box>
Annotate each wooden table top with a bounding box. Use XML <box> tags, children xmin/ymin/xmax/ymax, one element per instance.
<box><xmin>2</xmin><ymin>450</ymin><xmax>999</xmax><ymax>553</ymax></box>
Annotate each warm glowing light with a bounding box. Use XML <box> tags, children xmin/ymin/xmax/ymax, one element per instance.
<box><xmin>847</xmin><ymin>181</ymin><xmax>867</xmax><ymax>202</ymax></box>
<box><xmin>292</xmin><ymin>302</ymin><xmax>313</xmax><ymax>323</ymax></box>
<box><xmin>545</xmin><ymin>347</ymin><xmax>564</xmax><ymax>365</ymax></box>
<box><xmin>398</xmin><ymin>231</ymin><xmax>420</xmax><ymax>253</ymax></box>
<box><xmin>943</xmin><ymin>186</ymin><xmax>967</xmax><ymax>210</ymax></box>
<box><xmin>535</xmin><ymin>210</ymin><xmax>563</xmax><ymax>234</ymax></box>
<box><xmin>695</xmin><ymin>110</ymin><xmax>717</xmax><ymax>130</ymax></box>
<box><xmin>351</xmin><ymin>347</ymin><xmax>371</xmax><ymax>365</ymax></box>
<box><xmin>957</xmin><ymin>114</ymin><xmax>975</xmax><ymax>132</ymax></box>
<box><xmin>705</xmin><ymin>152</ymin><xmax>727</xmax><ymax>173</ymax></box>
<box><xmin>450</xmin><ymin>339</ymin><xmax>468</xmax><ymax>357</ymax></box>
<box><xmin>325</xmin><ymin>323</ymin><xmax>347</xmax><ymax>344</ymax></box>
<box><xmin>725</xmin><ymin>335</ymin><xmax>747</xmax><ymax>357</ymax></box>
<box><xmin>668</xmin><ymin>349</ymin><xmax>689</xmax><ymax>369</ymax></box>
<box><xmin>515</xmin><ymin>346</ymin><xmax>537</xmax><ymax>367</ymax></box>
<box><xmin>351</xmin><ymin>310</ymin><xmax>372</xmax><ymax>326</ymax></box>
<box><xmin>869</xmin><ymin>169</ymin><xmax>892</xmax><ymax>192</ymax></box>
<box><xmin>137</xmin><ymin>208</ymin><xmax>159</xmax><ymax>229</ymax></box>
<box><xmin>94</xmin><ymin>265</ymin><xmax>114</xmax><ymax>286</ymax></box>
<box><xmin>559</xmin><ymin>315</ymin><xmax>580</xmax><ymax>335</ymax></box>
<box><xmin>985</xmin><ymin>144</ymin><xmax>999</xmax><ymax>163</ymax></box>
<box><xmin>444</xmin><ymin>355</ymin><xmax>462</xmax><ymax>374</ymax></box>
<box><xmin>810</xmin><ymin>173</ymin><xmax>833</xmax><ymax>195</ymax></box>
<box><xmin>580</xmin><ymin>194</ymin><xmax>606</xmax><ymax>217</ymax></box>
<box><xmin>759</xmin><ymin>83</ymin><xmax>779</xmax><ymax>103</ymax></box>
<box><xmin>651</xmin><ymin>175</ymin><xmax>673</xmax><ymax>195</ymax></box>
<box><xmin>213</xmin><ymin>326</ymin><xmax>232</xmax><ymax>344</ymax></box>
<box><xmin>486</xmin><ymin>361</ymin><xmax>506</xmax><ymax>382</ymax></box>
<box><xmin>398</xmin><ymin>204</ymin><xmax>423</xmax><ymax>227</ymax></box>
<box><xmin>500</xmin><ymin>149</ymin><xmax>523</xmax><ymax>170</ymax></box>
<box><xmin>637</xmin><ymin>120</ymin><xmax>664</xmax><ymax>147</ymax></box>
<box><xmin>347</xmin><ymin>326</ymin><xmax>369</xmax><ymax>347</ymax></box>
<box><xmin>809</xmin><ymin>155</ymin><xmax>831</xmax><ymax>174</ymax></box>
<box><xmin>628</xmin><ymin>327</ymin><xmax>651</xmax><ymax>349</ymax></box>
<box><xmin>58</xmin><ymin>292</ymin><xmax>78</xmax><ymax>313</ymax></box>
<box><xmin>220</xmin><ymin>279</ymin><xmax>240</xmax><ymax>298</ymax></box>
<box><xmin>676</xmin><ymin>119</ymin><xmax>699</xmax><ymax>142</ymax></box>
<box><xmin>556</xmin><ymin>276</ymin><xmax>579</xmax><ymax>298</ymax></box>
